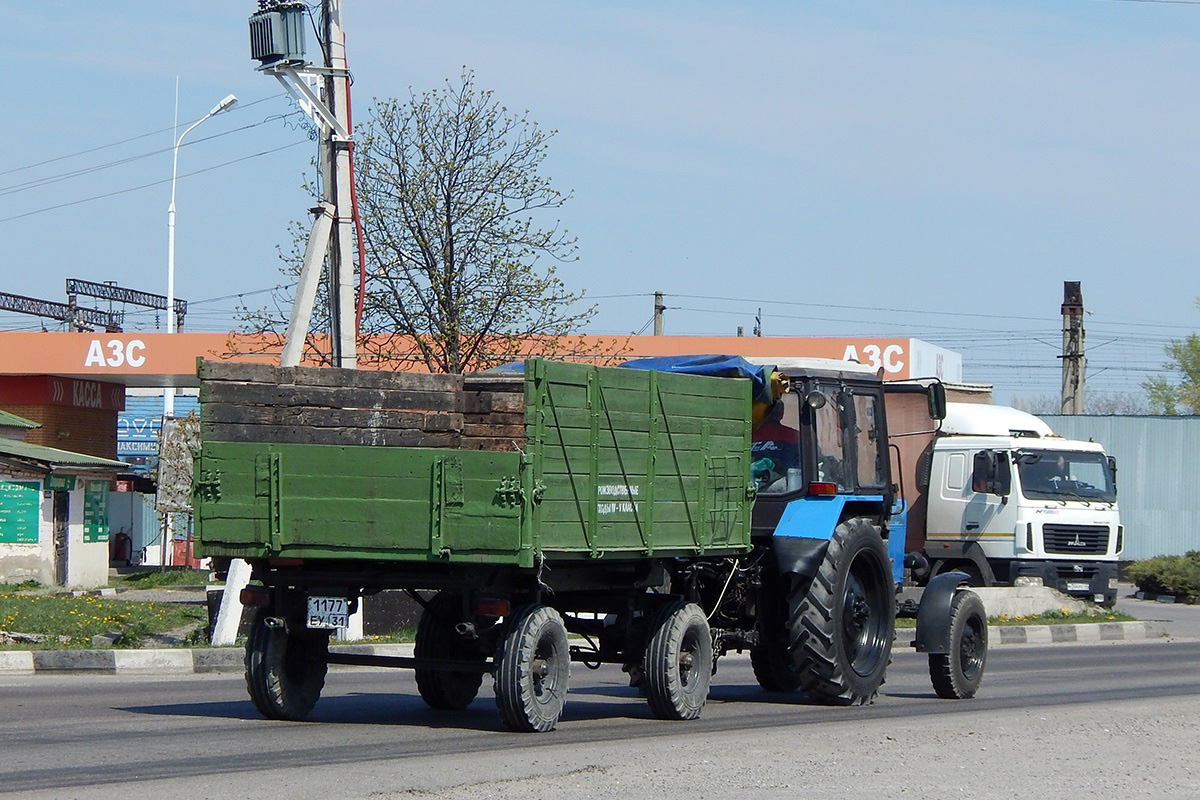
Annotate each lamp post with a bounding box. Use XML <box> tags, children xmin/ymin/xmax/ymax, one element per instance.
<box><xmin>165</xmin><ymin>93</ymin><xmax>237</xmax><ymax>416</ymax></box>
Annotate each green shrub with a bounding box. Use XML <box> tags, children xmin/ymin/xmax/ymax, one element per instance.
<box><xmin>1126</xmin><ymin>551</ymin><xmax>1200</xmax><ymax>598</ymax></box>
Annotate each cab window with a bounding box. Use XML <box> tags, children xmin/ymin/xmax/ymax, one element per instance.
<box><xmin>813</xmin><ymin>386</ymin><xmax>850</xmax><ymax>490</ymax></box>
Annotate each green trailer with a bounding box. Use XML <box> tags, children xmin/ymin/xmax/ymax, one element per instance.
<box><xmin>196</xmin><ymin>358</ymin><xmax>753</xmax><ymax>567</ymax></box>
<box><xmin>194</xmin><ymin>356</ymin><xmax>986</xmax><ymax>732</ymax></box>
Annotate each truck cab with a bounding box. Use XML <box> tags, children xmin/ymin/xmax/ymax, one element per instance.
<box><xmin>920</xmin><ymin>403</ymin><xmax>1122</xmax><ymax>606</ymax></box>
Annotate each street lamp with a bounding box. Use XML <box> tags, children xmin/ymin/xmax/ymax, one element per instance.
<box><xmin>165</xmin><ymin>92</ymin><xmax>237</xmax><ymax>416</ymax></box>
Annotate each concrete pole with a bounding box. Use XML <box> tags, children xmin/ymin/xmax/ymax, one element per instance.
<box><xmin>1060</xmin><ymin>281</ymin><xmax>1085</xmax><ymax>415</ymax></box>
<box><xmin>211</xmin><ymin>557</ymin><xmax>252</xmax><ymax>646</ymax></box>
<box><xmin>653</xmin><ymin>292</ymin><xmax>665</xmax><ymax>335</ymax></box>
<box><xmin>324</xmin><ymin>0</ymin><xmax>357</xmax><ymax>368</ymax></box>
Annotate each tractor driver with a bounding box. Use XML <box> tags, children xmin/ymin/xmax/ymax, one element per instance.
<box><xmin>751</xmin><ymin>395</ymin><xmax>801</xmax><ymax>493</ymax></box>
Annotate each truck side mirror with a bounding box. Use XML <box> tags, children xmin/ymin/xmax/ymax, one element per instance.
<box><xmin>1108</xmin><ymin>455</ymin><xmax>1118</xmax><ymax>493</ymax></box>
<box><xmin>972</xmin><ymin>450</ymin><xmax>1010</xmax><ymax>496</ymax></box>
<box><xmin>927</xmin><ymin>382</ymin><xmax>947</xmax><ymax>421</ymax></box>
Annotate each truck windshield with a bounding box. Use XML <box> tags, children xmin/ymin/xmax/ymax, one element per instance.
<box><xmin>1014</xmin><ymin>450</ymin><xmax>1116</xmax><ymax>502</ymax></box>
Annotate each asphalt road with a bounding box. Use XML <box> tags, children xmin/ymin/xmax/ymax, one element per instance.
<box><xmin>1</xmin><ymin>639</ymin><xmax>1197</xmax><ymax>799</ymax></box>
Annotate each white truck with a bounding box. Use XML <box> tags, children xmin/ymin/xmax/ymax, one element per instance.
<box><xmin>888</xmin><ymin>399</ymin><xmax>1122</xmax><ymax>607</ymax></box>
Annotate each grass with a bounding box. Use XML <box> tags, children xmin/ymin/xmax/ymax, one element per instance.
<box><xmin>356</xmin><ymin>628</ymin><xmax>416</xmax><ymax>644</ymax></box>
<box><xmin>895</xmin><ymin>607</ymin><xmax>1135</xmax><ymax>629</ymax></box>
<box><xmin>108</xmin><ymin>568</ymin><xmax>217</xmax><ymax>589</ymax></box>
<box><xmin>0</xmin><ymin>586</ymin><xmax>207</xmax><ymax>650</ymax></box>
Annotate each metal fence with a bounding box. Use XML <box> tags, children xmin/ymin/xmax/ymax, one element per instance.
<box><xmin>1040</xmin><ymin>415</ymin><xmax>1200</xmax><ymax>561</ymax></box>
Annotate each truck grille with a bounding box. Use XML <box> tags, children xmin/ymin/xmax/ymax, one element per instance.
<box><xmin>1042</xmin><ymin>524</ymin><xmax>1110</xmax><ymax>556</ymax></box>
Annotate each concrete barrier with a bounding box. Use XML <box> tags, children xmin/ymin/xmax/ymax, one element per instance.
<box><xmin>969</xmin><ymin>586</ymin><xmax>1088</xmax><ymax>618</ymax></box>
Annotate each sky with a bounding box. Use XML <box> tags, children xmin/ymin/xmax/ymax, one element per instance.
<box><xmin>3</xmin><ymin>0</ymin><xmax>1199</xmax><ymax>407</ymax></box>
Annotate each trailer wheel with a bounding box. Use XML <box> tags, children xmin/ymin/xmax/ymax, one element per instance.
<box><xmin>244</xmin><ymin>609</ymin><xmax>329</xmax><ymax>721</ymax></box>
<box><xmin>789</xmin><ymin>517</ymin><xmax>894</xmax><ymax>706</ymax></box>
<box><xmin>644</xmin><ymin>601</ymin><xmax>713</xmax><ymax>720</ymax></box>
<box><xmin>929</xmin><ymin>590</ymin><xmax>988</xmax><ymax>699</ymax></box>
<box><xmin>494</xmin><ymin>604</ymin><xmax>569</xmax><ymax>732</ymax></box>
<box><xmin>414</xmin><ymin>592</ymin><xmax>485</xmax><ymax>710</ymax></box>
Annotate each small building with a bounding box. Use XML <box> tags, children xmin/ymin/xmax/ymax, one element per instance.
<box><xmin>0</xmin><ymin>410</ymin><xmax>127</xmax><ymax>588</ymax></box>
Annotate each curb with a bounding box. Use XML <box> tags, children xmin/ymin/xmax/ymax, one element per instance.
<box><xmin>0</xmin><ymin>622</ymin><xmax>1176</xmax><ymax>676</ymax></box>
<box><xmin>0</xmin><ymin>642</ymin><xmax>412</xmax><ymax>676</ymax></box>
<box><xmin>896</xmin><ymin>620</ymin><xmax>1170</xmax><ymax>648</ymax></box>
<box><xmin>1132</xmin><ymin>590</ymin><xmax>1198</xmax><ymax>605</ymax></box>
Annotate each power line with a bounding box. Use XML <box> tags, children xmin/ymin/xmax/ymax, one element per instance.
<box><xmin>0</xmin><ymin>111</ymin><xmax>303</xmax><ymax>199</ymax></box>
<box><xmin>191</xmin><ymin>283</ymin><xmax>297</xmax><ymax>305</ymax></box>
<box><xmin>669</xmin><ymin>293</ymin><xmax>1198</xmax><ymax>332</ymax></box>
<box><xmin>0</xmin><ymin>94</ymin><xmax>287</xmax><ymax>178</ymax></box>
<box><xmin>0</xmin><ymin>141</ymin><xmax>307</xmax><ymax>224</ymax></box>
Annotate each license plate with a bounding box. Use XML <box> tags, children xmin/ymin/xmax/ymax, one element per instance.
<box><xmin>1066</xmin><ymin>582</ymin><xmax>1090</xmax><ymax>593</ymax></box>
<box><xmin>307</xmin><ymin>596</ymin><xmax>349</xmax><ymax>629</ymax></box>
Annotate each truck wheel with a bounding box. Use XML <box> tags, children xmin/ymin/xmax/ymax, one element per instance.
<box><xmin>415</xmin><ymin>592</ymin><xmax>485</xmax><ymax>710</ymax></box>
<box><xmin>929</xmin><ymin>590</ymin><xmax>987</xmax><ymax>699</ymax></box>
<box><xmin>644</xmin><ymin>601</ymin><xmax>713</xmax><ymax>720</ymax></box>
<box><xmin>789</xmin><ymin>517</ymin><xmax>894</xmax><ymax>706</ymax></box>
<box><xmin>244</xmin><ymin>609</ymin><xmax>329</xmax><ymax>721</ymax></box>
<box><xmin>494</xmin><ymin>604</ymin><xmax>570</xmax><ymax>732</ymax></box>
<box><xmin>751</xmin><ymin>574</ymin><xmax>802</xmax><ymax>693</ymax></box>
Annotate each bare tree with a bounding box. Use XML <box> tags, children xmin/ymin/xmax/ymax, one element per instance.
<box><xmin>1011</xmin><ymin>392</ymin><xmax>1148</xmax><ymax>415</ymax></box>
<box><xmin>240</xmin><ymin>70</ymin><xmax>605</xmax><ymax>373</ymax></box>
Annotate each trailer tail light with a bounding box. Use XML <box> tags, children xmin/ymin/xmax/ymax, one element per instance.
<box><xmin>475</xmin><ymin>598</ymin><xmax>510</xmax><ymax>618</ymax></box>
<box><xmin>1115</xmin><ymin>525</ymin><xmax>1124</xmax><ymax>556</ymax></box>
<box><xmin>240</xmin><ymin>586</ymin><xmax>272</xmax><ymax>607</ymax></box>
<box><xmin>807</xmin><ymin>482</ymin><xmax>838</xmax><ymax>497</ymax></box>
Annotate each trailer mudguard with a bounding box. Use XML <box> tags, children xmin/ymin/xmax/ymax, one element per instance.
<box><xmin>770</xmin><ymin>494</ymin><xmax>886</xmax><ymax>580</ymax></box>
<box><xmin>914</xmin><ymin>570</ymin><xmax>971</xmax><ymax>654</ymax></box>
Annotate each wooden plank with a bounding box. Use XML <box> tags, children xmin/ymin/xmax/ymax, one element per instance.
<box><xmin>463</xmin><ymin>391</ymin><xmax>525</xmax><ymax>415</ymax></box>
<box><xmin>200</xmin><ymin>382</ymin><xmax>462</xmax><ymax>413</ymax></box>
<box><xmin>462</xmin><ymin>375</ymin><xmax>525</xmax><ymax>392</ymax></box>
<box><xmin>203</xmin><ymin>403</ymin><xmax>462</xmax><ymax>432</ymax></box>
<box><xmin>462</xmin><ymin>422</ymin><xmax>526</xmax><ymax>439</ymax></box>
<box><xmin>544</xmin><ymin>407</ymin><xmax>745</xmax><ymax>439</ymax></box>
<box><xmin>199</xmin><ymin>360</ymin><xmax>462</xmax><ymax>392</ymax></box>
<box><xmin>201</xmin><ymin>422</ymin><xmax>460</xmax><ymax>447</ymax></box>
<box><xmin>542</xmin><ymin>426</ymin><xmax>744</xmax><ymax>454</ymax></box>
<box><xmin>462</xmin><ymin>410</ymin><xmax>524</xmax><ymax>425</ymax></box>
<box><xmin>460</xmin><ymin>438</ymin><xmax>524</xmax><ymax>451</ymax></box>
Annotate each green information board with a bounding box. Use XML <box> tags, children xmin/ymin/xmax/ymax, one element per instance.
<box><xmin>44</xmin><ymin>475</ymin><xmax>76</xmax><ymax>492</ymax></box>
<box><xmin>0</xmin><ymin>481</ymin><xmax>41</xmax><ymax>544</ymax></box>
<box><xmin>83</xmin><ymin>480</ymin><xmax>109</xmax><ymax>544</ymax></box>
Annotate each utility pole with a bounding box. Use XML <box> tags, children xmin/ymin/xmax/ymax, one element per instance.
<box><xmin>322</xmin><ymin>0</ymin><xmax>356</xmax><ymax>368</ymax></box>
<box><xmin>250</xmin><ymin>0</ymin><xmax>356</xmax><ymax>368</ymax></box>
<box><xmin>653</xmin><ymin>291</ymin><xmax>665</xmax><ymax>335</ymax></box>
<box><xmin>1060</xmin><ymin>281</ymin><xmax>1085</xmax><ymax>414</ymax></box>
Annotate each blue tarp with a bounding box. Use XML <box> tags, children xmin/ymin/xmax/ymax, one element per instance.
<box><xmin>479</xmin><ymin>362</ymin><xmax>525</xmax><ymax>374</ymax></box>
<box><xmin>619</xmin><ymin>354</ymin><xmax>775</xmax><ymax>404</ymax></box>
